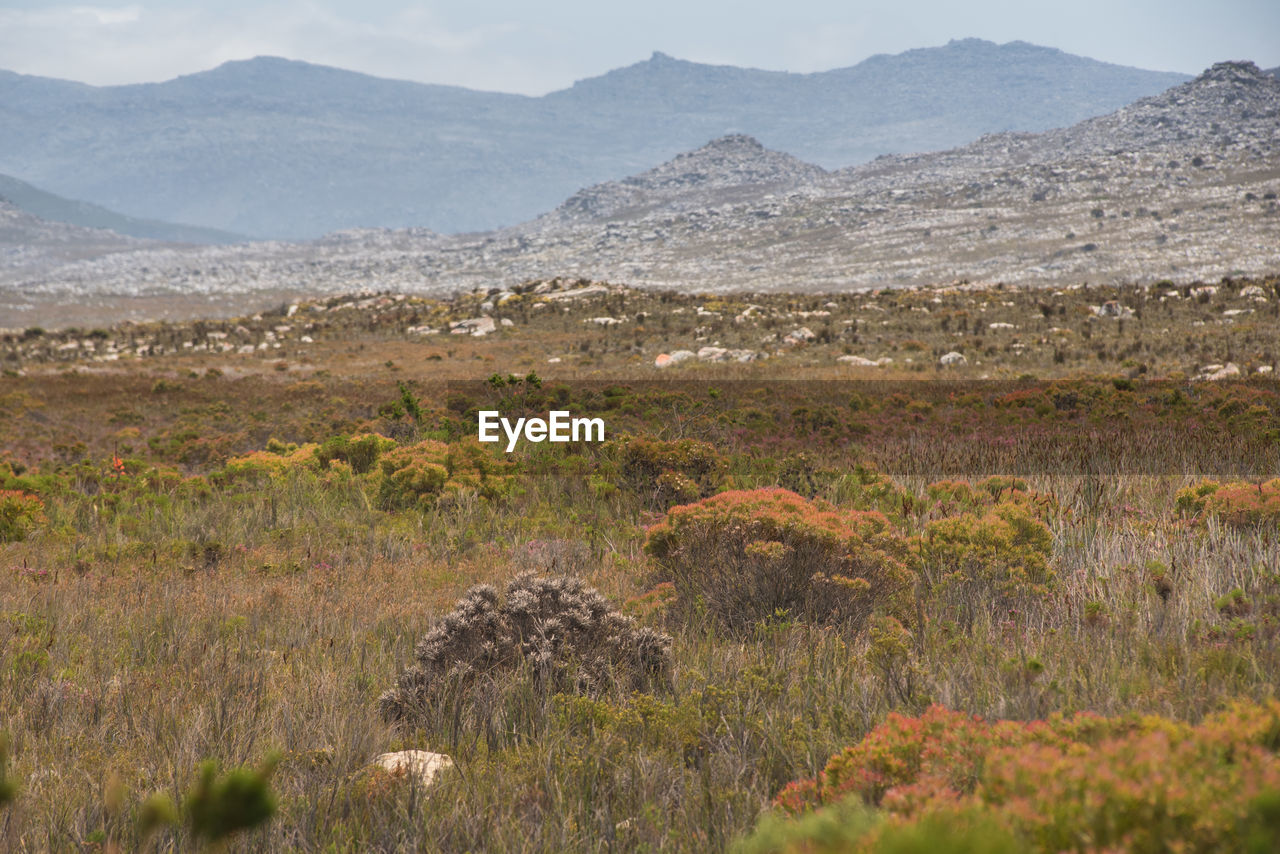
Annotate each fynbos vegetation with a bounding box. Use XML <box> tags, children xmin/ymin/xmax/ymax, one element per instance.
<box><xmin>2</xmin><ymin>275</ymin><xmax>1280</xmax><ymax>850</ymax></box>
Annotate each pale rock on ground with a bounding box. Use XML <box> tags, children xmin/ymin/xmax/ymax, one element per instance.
<box><xmin>1198</xmin><ymin>362</ymin><xmax>1242</xmax><ymax>381</ymax></box>
<box><xmin>450</xmin><ymin>317</ymin><xmax>496</xmax><ymax>336</ymax></box>
<box><xmin>372</xmin><ymin>750</ymin><xmax>454</xmax><ymax>789</ymax></box>
<box><xmin>655</xmin><ymin>349</ymin><xmax>697</xmax><ymax>368</ymax></box>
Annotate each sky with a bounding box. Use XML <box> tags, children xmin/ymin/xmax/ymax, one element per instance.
<box><xmin>0</xmin><ymin>0</ymin><xmax>1277</xmax><ymax>94</ymax></box>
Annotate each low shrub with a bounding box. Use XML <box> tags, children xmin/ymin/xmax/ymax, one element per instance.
<box><xmin>742</xmin><ymin>801</ymin><xmax>1021</xmax><ymax>854</ymax></box>
<box><xmin>644</xmin><ymin>488</ymin><xmax>913</xmax><ymax>632</ymax></box>
<box><xmin>776</xmin><ymin>452</ymin><xmax>834</xmax><ymax>499</ymax></box>
<box><xmin>918</xmin><ymin>502</ymin><xmax>1055</xmax><ymax>618</ymax></box>
<box><xmin>376</xmin><ymin>439</ymin><xmax>514</xmax><ymax>510</ymax></box>
<box><xmin>0</xmin><ymin>490</ymin><xmax>44</xmax><ymax>543</ymax></box>
<box><xmin>924</xmin><ymin>476</ymin><xmax>1054</xmax><ymax>519</ymax></box>
<box><xmin>315</xmin><ymin>433</ymin><xmax>394</xmax><ymax>474</ymax></box>
<box><xmin>617</xmin><ymin>436</ymin><xmax>725</xmax><ymax>508</ymax></box>
<box><xmin>379</xmin><ymin>574</ymin><xmax>672</xmax><ymax>731</ymax></box>
<box><xmin>761</xmin><ymin>701</ymin><xmax>1280</xmax><ymax>853</ymax></box>
<box><xmin>217</xmin><ymin>443</ymin><xmax>320</xmax><ymax>484</ymax></box>
<box><xmin>829</xmin><ymin>464</ymin><xmax>916</xmax><ymax>519</ymax></box>
<box><xmin>376</xmin><ymin>440</ymin><xmax>450</xmax><ymax>510</ymax></box>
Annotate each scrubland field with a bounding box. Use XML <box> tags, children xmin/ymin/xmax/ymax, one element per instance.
<box><xmin>3</xmin><ymin>276</ymin><xmax>1280</xmax><ymax>851</ymax></box>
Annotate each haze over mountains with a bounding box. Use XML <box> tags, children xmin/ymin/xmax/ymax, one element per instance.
<box><xmin>5</xmin><ymin>58</ymin><xmax>1277</xmax><ymax>330</ymax></box>
<box><xmin>0</xmin><ymin>39</ymin><xmax>1189</xmax><ymax>239</ymax></box>
<box><xmin>0</xmin><ymin>173</ymin><xmax>245</xmax><ymax>244</ymax></box>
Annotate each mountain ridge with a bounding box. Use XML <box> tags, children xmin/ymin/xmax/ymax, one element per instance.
<box><xmin>0</xmin><ymin>39</ymin><xmax>1190</xmax><ymax>238</ymax></box>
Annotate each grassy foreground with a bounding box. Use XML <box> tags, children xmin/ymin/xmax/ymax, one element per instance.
<box><xmin>1</xmin><ymin>277</ymin><xmax>1279</xmax><ymax>851</ymax></box>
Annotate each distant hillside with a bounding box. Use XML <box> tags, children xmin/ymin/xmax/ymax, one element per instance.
<box><xmin>0</xmin><ymin>197</ymin><xmax>150</xmax><ymax>285</ymax></box>
<box><xmin>837</xmin><ymin>61</ymin><xmax>1280</xmax><ymax>184</ymax></box>
<box><xmin>0</xmin><ymin>173</ymin><xmax>245</xmax><ymax>244</ymax></box>
<box><xmin>0</xmin><ymin>39</ymin><xmax>1188</xmax><ymax>239</ymax></box>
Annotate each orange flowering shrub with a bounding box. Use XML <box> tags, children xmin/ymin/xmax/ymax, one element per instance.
<box><xmin>1176</xmin><ymin>478</ymin><xmax>1280</xmax><ymax>529</ymax></box>
<box><xmin>644</xmin><ymin>488</ymin><xmax>913</xmax><ymax>631</ymax></box>
<box><xmin>762</xmin><ymin>701</ymin><xmax>1280</xmax><ymax>853</ymax></box>
<box><xmin>0</xmin><ymin>490</ymin><xmax>45</xmax><ymax>543</ymax></box>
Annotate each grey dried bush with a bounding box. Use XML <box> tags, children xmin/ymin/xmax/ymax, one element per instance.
<box><xmin>379</xmin><ymin>574</ymin><xmax>672</xmax><ymax>729</ymax></box>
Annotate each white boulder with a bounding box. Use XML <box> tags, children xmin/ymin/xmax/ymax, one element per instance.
<box><xmin>655</xmin><ymin>350</ymin><xmax>696</xmax><ymax>368</ymax></box>
<box><xmin>1199</xmin><ymin>362</ymin><xmax>1241</xmax><ymax>381</ymax></box>
<box><xmin>372</xmin><ymin>750</ymin><xmax>454</xmax><ymax>789</ymax></box>
<box><xmin>784</xmin><ymin>327</ymin><xmax>816</xmax><ymax>345</ymax></box>
<box><xmin>450</xmin><ymin>317</ymin><xmax>496</xmax><ymax>337</ymax></box>
<box><xmin>837</xmin><ymin>355</ymin><xmax>885</xmax><ymax>367</ymax></box>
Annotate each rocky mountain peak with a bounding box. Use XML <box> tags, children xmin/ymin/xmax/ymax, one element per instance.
<box><xmin>1194</xmin><ymin>60</ymin><xmax>1270</xmax><ymax>86</ymax></box>
<box><xmin>628</xmin><ymin>134</ymin><xmax>823</xmax><ymax>189</ymax></box>
<box><xmin>553</xmin><ymin>134</ymin><xmax>825</xmax><ymax>222</ymax></box>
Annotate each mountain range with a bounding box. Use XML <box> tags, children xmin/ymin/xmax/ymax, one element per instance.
<box><xmin>6</xmin><ymin>59</ymin><xmax>1277</xmax><ymax>332</ymax></box>
<box><xmin>0</xmin><ymin>39</ymin><xmax>1189</xmax><ymax>239</ymax></box>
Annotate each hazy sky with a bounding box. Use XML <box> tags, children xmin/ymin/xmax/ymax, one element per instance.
<box><xmin>1</xmin><ymin>0</ymin><xmax>1277</xmax><ymax>93</ymax></box>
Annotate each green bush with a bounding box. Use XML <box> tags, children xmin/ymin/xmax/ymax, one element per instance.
<box><xmin>186</xmin><ymin>755</ymin><xmax>279</xmax><ymax>842</ymax></box>
<box><xmin>618</xmin><ymin>436</ymin><xmax>726</xmax><ymax>508</ymax></box>
<box><xmin>0</xmin><ymin>490</ymin><xmax>43</xmax><ymax>543</ymax></box>
<box><xmin>0</xmin><ymin>732</ymin><xmax>17</xmax><ymax>806</ymax></box>
<box><xmin>918</xmin><ymin>502</ymin><xmax>1055</xmax><ymax>618</ymax></box>
<box><xmin>315</xmin><ymin>433</ymin><xmax>393</xmax><ymax>475</ymax></box>
<box><xmin>137</xmin><ymin>754</ymin><xmax>279</xmax><ymax>845</ymax></box>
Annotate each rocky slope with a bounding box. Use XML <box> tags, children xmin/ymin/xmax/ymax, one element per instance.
<box><xmin>0</xmin><ymin>199</ymin><xmax>151</xmax><ymax>279</ymax></box>
<box><xmin>0</xmin><ymin>40</ymin><xmax>1187</xmax><ymax>238</ymax></box>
